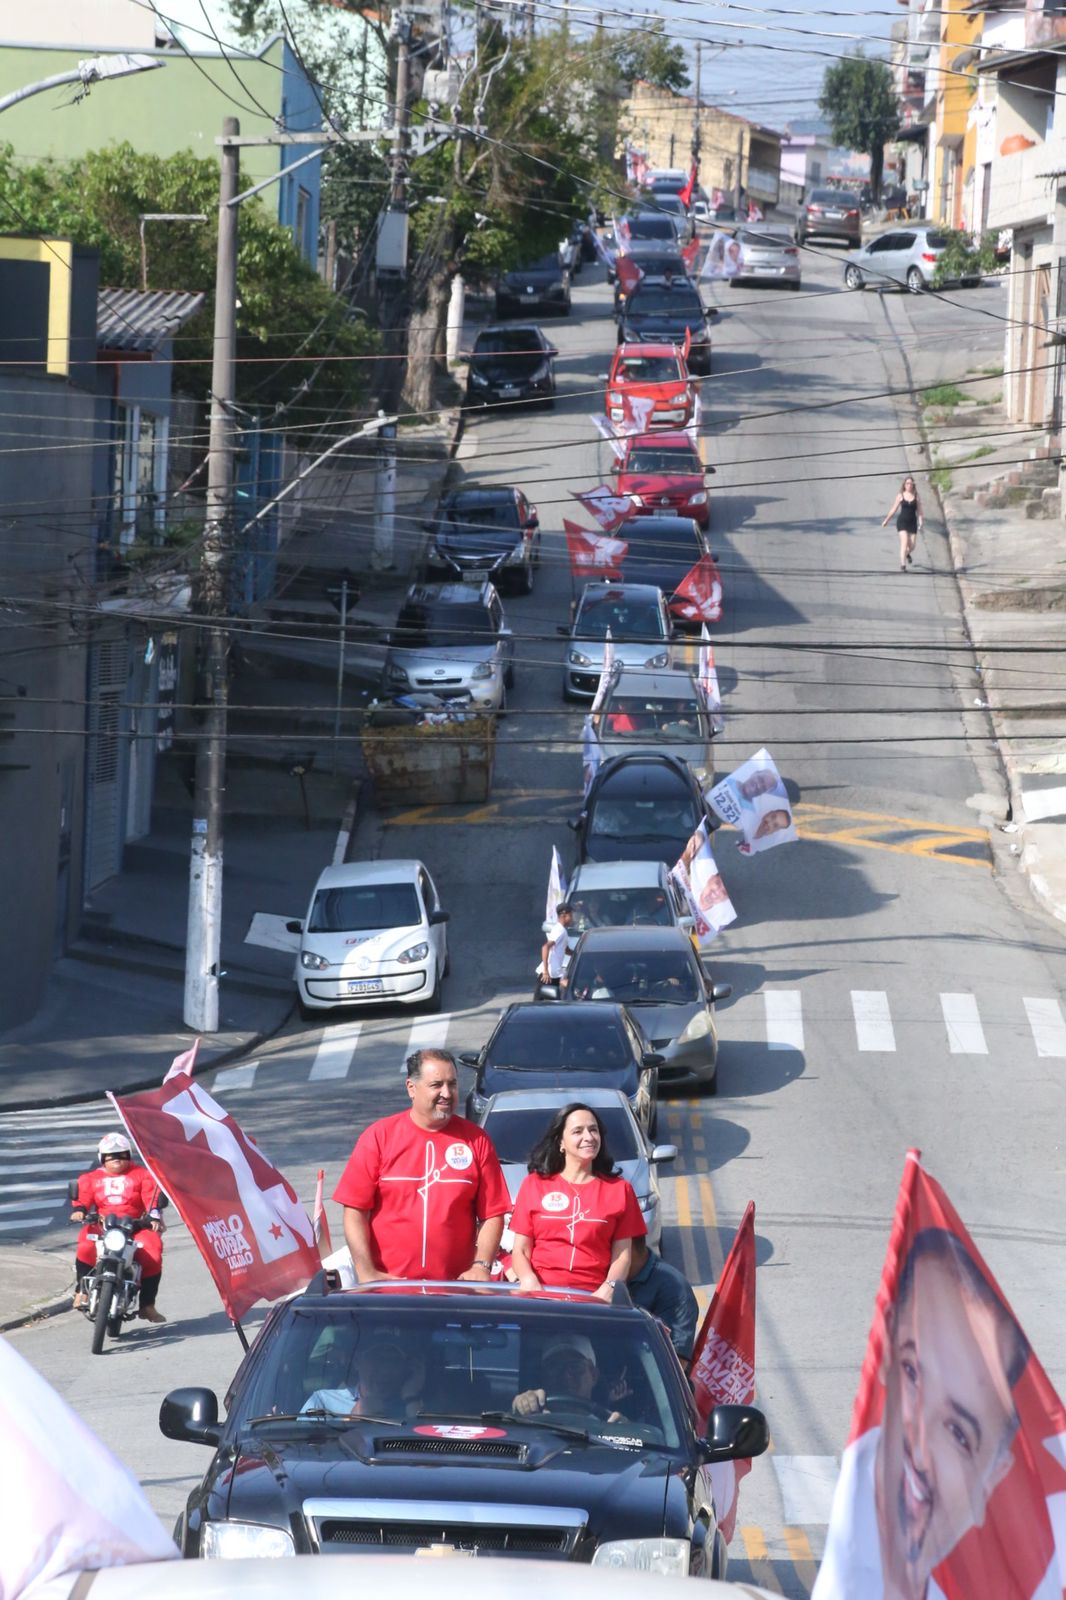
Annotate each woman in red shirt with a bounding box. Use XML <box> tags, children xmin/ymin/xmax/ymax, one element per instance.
<box><xmin>510</xmin><ymin>1103</ymin><xmax>646</xmax><ymax>1301</ymax></box>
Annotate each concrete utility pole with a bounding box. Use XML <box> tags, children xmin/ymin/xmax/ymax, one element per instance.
<box><xmin>390</xmin><ymin>18</ymin><xmax>413</xmax><ymax>209</ymax></box>
<box><xmin>733</xmin><ymin>129</ymin><xmax>744</xmax><ymax>214</ymax></box>
<box><xmin>691</xmin><ymin>42</ymin><xmax>701</xmax><ymax>175</ymax></box>
<box><xmin>184</xmin><ymin>116</ymin><xmax>239</xmax><ymax>1033</ymax></box>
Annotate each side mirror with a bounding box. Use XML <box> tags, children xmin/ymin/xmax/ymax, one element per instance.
<box><xmin>567</xmin><ymin>818</ymin><xmax>581</xmax><ymax>832</ymax></box>
<box><xmin>678</xmin><ymin>913</ymin><xmax>694</xmax><ymax>932</ymax></box>
<box><xmin>556</xmin><ymin>624</ymin><xmax>572</xmax><ymax>636</ymax></box>
<box><xmin>285</xmin><ymin>920</ymin><xmax>303</xmax><ymax>934</ymax></box>
<box><xmin>598</xmin><ymin>371</ymin><xmax>611</xmax><ymax>381</ymax></box>
<box><xmin>650</xmin><ymin>1143</ymin><xmax>677</xmax><ymax>1164</ymax></box>
<box><xmin>546</xmin><ymin>347</ymin><xmax>559</xmax><ymax>358</ymax></box>
<box><xmin>704</xmin><ymin>464</ymin><xmax>716</xmax><ymax>475</ymax></box>
<box><xmin>641</xmin><ymin>1051</ymin><xmax>665</xmax><ymax>1068</ymax></box>
<box><xmin>428</xmin><ymin>909</ymin><xmax>450</xmax><ymax>926</ymax></box>
<box><xmin>539</xmin><ymin>984</ymin><xmax>561</xmax><ymax>1002</ymax></box>
<box><xmin>703</xmin><ymin>1404</ymin><xmax>770</xmax><ymax>1465</ymax></box>
<box><xmin>712</xmin><ymin>982</ymin><xmax>733</xmax><ymax>1003</ymax></box>
<box><xmin>67</xmin><ymin>1179</ymin><xmax>80</xmax><ymax>1202</ymax></box>
<box><xmin>458</xmin><ymin>1051</ymin><xmax>479</xmax><ymax>1068</ymax></box>
<box><xmin>159</xmin><ymin>1387</ymin><xmax>222</xmax><ymax>1448</ymax></box>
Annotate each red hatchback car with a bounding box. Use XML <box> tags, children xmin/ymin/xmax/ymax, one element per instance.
<box><xmin>613</xmin><ymin>430</ymin><xmax>714</xmax><ymax>530</ymax></box>
<box><xmin>605</xmin><ymin>342</ymin><xmax>696</xmax><ymax>432</ymax></box>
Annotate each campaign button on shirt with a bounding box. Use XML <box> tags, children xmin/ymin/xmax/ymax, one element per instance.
<box><xmin>445</xmin><ymin>1143</ymin><xmax>474</xmax><ymax>1171</ymax></box>
<box><xmin>510</xmin><ymin>1172</ymin><xmax>647</xmax><ymax>1292</ymax></box>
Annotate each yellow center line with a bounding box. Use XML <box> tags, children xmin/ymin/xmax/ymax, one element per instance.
<box><xmin>673</xmin><ymin>1176</ymin><xmax>702</xmax><ymax>1288</ymax></box>
<box><xmin>738</xmin><ymin>1526</ymin><xmax>785</xmax><ymax>1595</ymax></box>
<box><xmin>783</xmin><ymin>1527</ymin><xmax>819</xmax><ymax>1595</ymax></box>
<box><xmin>697</xmin><ymin>1174</ymin><xmax>725</xmax><ymax>1282</ymax></box>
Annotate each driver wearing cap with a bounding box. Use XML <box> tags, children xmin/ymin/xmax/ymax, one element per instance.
<box><xmin>512</xmin><ymin>1334</ymin><xmax>622</xmax><ymax>1421</ymax></box>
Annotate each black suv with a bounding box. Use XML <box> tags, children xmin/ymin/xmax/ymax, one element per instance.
<box><xmin>465</xmin><ymin>324</ymin><xmax>559</xmax><ymax>410</ymax></box>
<box><xmin>161</xmin><ymin>1281</ymin><xmax>768</xmax><ymax>1572</ymax></box>
<box><xmin>618</xmin><ymin>282</ymin><xmax>712</xmax><ymax>375</ymax></box>
<box><xmin>496</xmin><ymin>254</ymin><xmax>571</xmax><ymax>318</ymax></box>
<box><xmin>426</xmin><ymin>486</ymin><xmax>541</xmax><ymax>594</ymax></box>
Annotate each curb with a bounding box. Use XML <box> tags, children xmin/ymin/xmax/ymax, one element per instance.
<box><xmin>0</xmin><ymin>1287</ymin><xmax>74</xmax><ymax>1335</ymax></box>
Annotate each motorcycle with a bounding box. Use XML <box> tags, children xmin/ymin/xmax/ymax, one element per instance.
<box><xmin>68</xmin><ymin>1184</ymin><xmax>167</xmax><ymax>1354</ymax></box>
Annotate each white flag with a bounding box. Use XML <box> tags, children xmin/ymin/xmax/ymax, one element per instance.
<box><xmin>0</xmin><ymin>1335</ymin><xmax>177</xmax><ymax>1599</ymax></box>
<box><xmin>698</xmin><ymin>626</ymin><xmax>725</xmax><ymax>735</ymax></box>
<box><xmin>590</xmin><ymin>630</ymin><xmax>616</xmax><ymax>715</ymax></box>
<box><xmin>582</xmin><ymin>715</ymin><xmax>602</xmax><ymax>799</ymax></box>
<box><xmin>546</xmin><ymin>846</ymin><xmax>569</xmax><ymax>927</ymax></box>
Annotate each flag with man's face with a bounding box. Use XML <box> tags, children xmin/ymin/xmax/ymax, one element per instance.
<box><xmin>707</xmin><ymin>748</ymin><xmax>796</xmax><ymax>856</ymax></box>
<box><xmin>813</xmin><ymin>1151</ymin><xmax>1066</xmax><ymax>1600</ymax></box>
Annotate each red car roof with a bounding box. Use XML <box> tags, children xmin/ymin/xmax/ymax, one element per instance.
<box><xmin>622</xmin><ymin>431</ymin><xmax>699</xmax><ymax>451</ymax></box>
<box><xmin>614</xmin><ymin>342</ymin><xmax>681</xmax><ymax>360</ymax></box>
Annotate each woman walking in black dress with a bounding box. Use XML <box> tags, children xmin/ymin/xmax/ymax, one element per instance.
<box><xmin>881</xmin><ymin>475</ymin><xmax>923</xmax><ymax>571</ymax></box>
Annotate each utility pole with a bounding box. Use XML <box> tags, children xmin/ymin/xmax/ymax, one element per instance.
<box><xmin>691</xmin><ymin>42</ymin><xmax>701</xmax><ymax>177</ymax></box>
<box><xmin>733</xmin><ymin>128</ymin><xmax>744</xmax><ymax>215</ymax></box>
<box><xmin>389</xmin><ymin>18</ymin><xmax>412</xmax><ymax>209</ymax></box>
<box><xmin>184</xmin><ymin>116</ymin><xmax>239</xmax><ymax>1033</ymax></box>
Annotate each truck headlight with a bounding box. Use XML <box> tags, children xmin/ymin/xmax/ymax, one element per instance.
<box><xmin>397</xmin><ymin>942</ymin><xmax>429</xmax><ymax>964</ymax></box>
<box><xmin>301</xmin><ymin>951</ymin><xmax>329</xmax><ymax>971</ymax></box>
<box><xmin>504</xmin><ymin>543</ymin><xmax>526</xmax><ymax>564</ymax></box>
<box><xmin>592</xmin><ymin>1539</ymin><xmax>690</xmax><ymax>1575</ymax></box>
<box><xmin>201</xmin><ymin>1522</ymin><xmax>296</xmax><ymax>1559</ymax></box>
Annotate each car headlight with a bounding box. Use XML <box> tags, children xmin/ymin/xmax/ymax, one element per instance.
<box><xmin>668</xmin><ymin>392</ymin><xmax>688</xmax><ymax>405</ymax></box>
<box><xmin>386</xmin><ymin>663</ymin><xmax>409</xmax><ymax>684</ymax></box>
<box><xmin>201</xmin><ymin>1522</ymin><xmax>296</xmax><ymax>1560</ymax></box>
<box><xmin>593</xmin><ymin>1539</ymin><xmax>690</xmax><ymax>1576</ymax></box>
<box><xmin>688</xmin><ymin>491</ymin><xmax>708</xmax><ymax>506</ymax></box>
<box><xmin>397</xmin><ymin>941</ymin><xmax>429</xmax><ymax>964</ymax></box>
<box><xmin>678</xmin><ymin>1008</ymin><xmax>712</xmax><ymax>1043</ymax></box>
<box><xmin>568</xmin><ymin>648</ymin><xmax>592</xmax><ymax>667</ymax></box>
<box><xmin>644</xmin><ymin>651</ymin><xmax>670</xmax><ymax>668</ymax></box>
<box><xmin>472</xmin><ymin>661</ymin><xmax>495</xmax><ymax>680</ymax></box>
<box><xmin>103</xmin><ymin>1227</ymin><xmax>128</xmax><ymax>1252</ymax></box>
<box><xmin>300</xmin><ymin>951</ymin><xmax>329</xmax><ymax>971</ymax></box>
<box><xmin>531</xmin><ymin>361</ymin><xmax>550</xmax><ymax>381</ymax></box>
<box><xmin>608</xmin><ymin>390</ymin><xmax>622</xmax><ymax>404</ymax></box>
<box><xmin>470</xmin><ymin>371</ymin><xmax>489</xmax><ymax>387</ymax></box>
<box><xmin>504</xmin><ymin>543</ymin><xmax>526</xmax><ymax>564</ymax></box>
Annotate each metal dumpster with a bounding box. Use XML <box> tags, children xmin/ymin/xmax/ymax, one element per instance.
<box><xmin>360</xmin><ymin>708</ymin><xmax>496</xmax><ymax>805</ymax></box>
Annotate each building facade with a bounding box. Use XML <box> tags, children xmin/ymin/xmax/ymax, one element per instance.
<box><xmin>623</xmin><ymin>82</ymin><xmax>783</xmax><ymax>210</ymax></box>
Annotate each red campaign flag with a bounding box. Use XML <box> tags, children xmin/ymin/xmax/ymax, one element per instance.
<box><xmin>679</xmin><ymin>162</ymin><xmax>698</xmax><ymax>208</ymax></box>
<box><xmin>814</xmin><ymin>1151</ymin><xmax>1066</xmax><ymax>1600</ymax></box>
<box><xmin>682</xmin><ymin>325</ymin><xmax>693</xmax><ymax>366</ymax></box>
<box><xmin>691</xmin><ymin>1201</ymin><xmax>756</xmax><ymax>1545</ymax></box>
<box><xmin>672</xmin><ymin>553</ymin><xmax>723</xmax><ymax>622</ymax></box>
<box><xmin>615</xmin><ymin>254</ymin><xmax>644</xmax><ymax>295</ymax></box>
<box><xmin>681</xmin><ymin>237</ymin><xmax>701</xmax><ymax>273</ymax></box>
<box><xmin>572</xmin><ymin>486</ymin><xmax>633</xmax><ymax>532</ymax></box>
<box><xmin>312</xmin><ymin>1167</ymin><xmax>333</xmax><ymax>1258</ymax></box>
<box><xmin>563</xmin><ymin>518</ymin><xmax>628</xmax><ymax>579</ymax></box>
<box><xmin>110</xmin><ymin>1075</ymin><xmax>320</xmax><ymax>1324</ymax></box>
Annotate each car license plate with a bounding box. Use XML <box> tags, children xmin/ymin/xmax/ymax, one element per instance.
<box><xmin>415</xmin><ymin>1548</ymin><xmax>476</xmax><ymax>1560</ymax></box>
<box><xmin>346</xmin><ymin>979</ymin><xmax>383</xmax><ymax>995</ymax></box>
<box><xmin>825</xmin><ymin>210</ymin><xmax>843</xmax><ymax>219</ymax></box>
<box><xmin>519</xmin><ymin>292</ymin><xmax>537</xmax><ymax>301</ymax></box>
<box><xmin>459</xmin><ymin>568</ymin><xmax>484</xmax><ymax>582</ymax></box>
<box><xmin>498</xmin><ymin>385</ymin><xmax>519</xmax><ymax>397</ymax></box>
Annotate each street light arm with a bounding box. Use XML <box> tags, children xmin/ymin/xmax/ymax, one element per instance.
<box><xmin>0</xmin><ymin>53</ymin><xmax>163</xmax><ymax>116</ymax></box>
<box><xmin>238</xmin><ymin>417</ymin><xmax>399</xmax><ymax>535</ymax></box>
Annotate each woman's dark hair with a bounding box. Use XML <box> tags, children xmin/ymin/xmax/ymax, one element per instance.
<box><xmin>527</xmin><ymin>1102</ymin><xmax>619</xmax><ymax>1178</ymax></box>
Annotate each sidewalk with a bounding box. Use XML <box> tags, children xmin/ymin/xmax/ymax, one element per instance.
<box><xmin>0</xmin><ymin>411</ymin><xmax>462</xmax><ymax>1110</ymax></box>
<box><xmin>0</xmin><ymin>1245</ymin><xmax>72</xmax><ymax>1332</ymax></box>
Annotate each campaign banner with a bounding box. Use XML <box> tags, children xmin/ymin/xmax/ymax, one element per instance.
<box><xmin>564</xmin><ymin>519</ymin><xmax>628</xmax><ymax>579</ymax></box>
<box><xmin>679</xmin><ymin>163</ymin><xmax>698</xmax><ymax>209</ymax></box>
<box><xmin>111</xmin><ymin>1076</ymin><xmax>320</xmax><ymax>1323</ymax></box>
<box><xmin>546</xmin><ymin>844</ymin><xmax>569</xmax><ymax>927</ymax></box>
<box><xmin>707</xmin><ymin>748</ymin><xmax>796</xmax><ymax>855</ymax></box>
<box><xmin>701</xmin><ymin>231</ymin><xmax>743</xmax><ymax>281</ymax></box>
<box><xmin>582</xmin><ymin>714</ymin><xmax>602</xmax><ymax>798</ymax></box>
<box><xmin>589</xmin><ymin>415</ymin><xmax>630</xmax><ymax>461</ymax></box>
<box><xmin>615</xmin><ymin>254</ymin><xmax>644</xmax><ymax>295</ymax></box>
<box><xmin>591</xmin><ymin>229</ymin><xmax>616</xmax><ymax>271</ymax></box>
<box><xmin>698</xmin><ymin>625</ymin><xmax>725</xmax><ymax>734</ymax></box>
<box><xmin>572</xmin><ymin>485</ymin><xmax>633</xmax><ymax>532</ymax></box>
<box><xmin>673</xmin><ymin>553</ymin><xmax>723</xmax><ymax>623</ymax></box>
<box><xmin>590</xmin><ymin>631</ymin><xmax>616</xmax><ymax>715</ymax></box>
<box><xmin>620</xmin><ymin>391</ymin><xmax>657</xmax><ymax>434</ymax></box>
<box><xmin>0</xmin><ymin>1333</ymin><xmax>177</xmax><ymax>1599</ymax></box>
<box><xmin>672</xmin><ymin>820</ymin><xmax>737</xmax><ymax>945</ymax></box>
<box><xmin>814</xmin><ymin>1151</ymin><xmax>1066</xmax><ymax>1600</ymax></box>
<box><xmin>691</xmin><ymin>1201</ymin><xmax>757</xmax><ymax>1544</ymax></box>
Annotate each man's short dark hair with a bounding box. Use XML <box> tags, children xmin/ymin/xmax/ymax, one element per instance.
<box><xmin>557</xmin><ymin>901</ymin><xmax>573</xmax><ymax>916</ymax></box>
<box><xmin>405</xmin><ymin>1047</ymin><xmax>457</xmax><ymax>1081</ymax></box>
<box><xmin>897</xmin><ymin>1227</ymin><xmax>1030</xmax><ymax>1391</ymax></box>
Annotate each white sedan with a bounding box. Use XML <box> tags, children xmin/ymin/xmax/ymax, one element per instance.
<box><xmin>288</xmin><ymin>858</ymin><xmax>449</xmax><ymax>1016</ymax></box>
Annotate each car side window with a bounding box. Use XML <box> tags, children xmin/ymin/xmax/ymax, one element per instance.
<box><xmin>895</xmin><ymin>232</ymin><xmax>917</xmax><ymax>251</ymax></box>
<box><xmin>868</xmin><ymin>235</ymin><xmax>898</xmax><ymax>254</ymax></box>
<box><xmin>418</xmin><ymin>870</ymin><xmax>434</xmax><ymax>913</ymax></box>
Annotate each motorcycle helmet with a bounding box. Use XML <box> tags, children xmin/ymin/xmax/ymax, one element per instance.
<box><xmin>98</xmin><ymin>1132</ymin><xmax>132</xmax><ymax>1160</ymax></box>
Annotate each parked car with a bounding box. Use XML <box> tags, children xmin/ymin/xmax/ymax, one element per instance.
<box><xmin>382</xmin><ymin>581</ymin><xmax>514</xmax><ymax>713</ymax></box>
<box><xmin>732</xmin><ymin>226</ymin><xmax>801</xmax><ymax>289</ymax></box>
<box><xmin>496</xmin><ymin>254</ymin><xmax>571</xmax><ymax>317</ymax></box>
<box><xmin>561</xmin><ymin>926</ymin><xmax>732</xmax><ymax>1093</ymax></box>
<box><xmin>796</xmin><ymin>188</ymin><xmax>862</xmax><ymax>247</ymax></box>
<box><xmin>426</xmin><ymin>486</ymin><xmax>541</xmax><ymax>594</ymax></box>
<box><xmin>288</xmin><ymin>858</ymin><xmax>449</xmax><ymax>1015</ymax></box>
<box><xmin>563</xmin><ymin>859</ymin><xmax>696</xmax><ymax>939</ymax></box>
<box><xmin>474</xmin><ymin>1084</ymin><xmax>676</xmax><ymax>1248</ymax></box>
<box><xmin>572</xmin><ymin>751</ymin><xmax>717</xmax><ymax>866</ymax></box>
<box><xmin>595</xmin><ymin>669</ymin><xmax>717</xmax><ymax>784</ymax></box>
<box><xmin>560</xmin><ymin>582</ymin><xmax>675</xmax><ymax>701</ymax></box>
<box><xmin>618</xmin><ymin>282</ymin><xmax>712</xmax><ymax>375</ymax></box>
<box><xmin>843</xmin><ymin>225</ymin><xmax>980</xmax><ymax>293</ymax></box>
<box><xmin>465</xmin><ymin>324</ymin><xmax>558</xmax><ymax>409</ymax></box>
<box><xmin>613</xmin><ymin>247</ymin><xmax>690</xmax><ymax>313</ymax></box>
<box><xmin>161</xmin><ymin>1281</ymin><xmax>769</xmax><ymax>1569</ymax></box>
<box><xmin>614</xmin><ymin>431</ymin><xmax>713</xmax><ymax>531</ymax></box>
<box><xmin>605</xmin><ymin>343</ymin><xmax>696</xmax><ymax>431</ymax></box>
<box><xmin>616</xmin><ymin>515</ymin><xmax>711</xmax><ymax>626</ymax></box>
<box><xmin>459</xmin><ymin>1000</ymin><xmax>661</xmax><ymax>1131</ymax></box>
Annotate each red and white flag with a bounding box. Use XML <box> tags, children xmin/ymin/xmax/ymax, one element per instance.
<box><xmin>679</xmin><ymin>162</ymin><xmax>698</xmax><ymax>209</ymax></box>
<box><xmin>163</xmin><ymin>1037</ymin><xmax>199</xmax><ymax>1083</ymax></box>
<box><xmin>311</xmin><ymin>1168</ymin><xmax>333</xmax><ymax>1258</ymax></box>
<box><xmin>620</xmin><ymin>392</ymin><xmax>656</xmax><ymax>434</ymax></box>
<box><xmin>615</xmin><ymin>254</ymin><xmax>644</xmax><ymax>295</ymax></box>
<box><xmin>673</xmin><ymin>553</ymin><xmax>723</xmax><ymax>622</ymax></box>
<box><xmin>747</xmin><ymin>200</ymin><xmax>764</xmax><ymax>222</ymax></box>
<box><xmin>682</xmin><ymin>324</ymin><xmax>693</xmax><ymax>366</ymax></box>
<box><xmin>814</xmin><ymin>1151</ymin><xmax>1066</xmax><ymax>1600</ymax></box>
<box><xmin>681</xmin><ymin>236</ymin><xmax>701</xmax><ymax>273</ymax></box>
<box><xmin>691</xmin><ymin>1201</ymin><xmax>757</xmax><ymax>1545</ymax></box>
<box><xmin>0</xmin><ymin>1333</ymin><xmax>177</xmax><ymax>1598</ymax></box>
<box><xmin>111</xmin><ymin>1075</ymin><xmax>320</xmax><ymax>1323</ymax></box>
<box><xmin>698</xmin><ymin>625</ymin><xmax>725</xmax><ymax>733</ymax></box>
<box><xmin>572</xmin><ymin>485</ymin><xmax>633</xmax><ymax>532</ymax></box>
<box><xmin>564</xmin><ymin>519</ymin><xmax>628</xmax><ymax>579</ymax></box>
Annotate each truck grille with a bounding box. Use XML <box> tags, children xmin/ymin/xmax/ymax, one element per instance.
<box><xmin>304</xmin><ymin>1498</ymin><xmax>586</xmax><ymax>1559</ymax></box>
<box><xmin>320</xmin><ymin>1522</ymin><xmax>569</xmax><ymax>1553</ymax></box>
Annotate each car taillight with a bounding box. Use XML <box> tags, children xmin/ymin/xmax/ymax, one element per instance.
<box><xmin>808</xmin><ymin>205</ymin><xmax>822</xmax><ymax>214</ymax></box>
<box><xmin>784</xmin><ymin>247</ymin><xmax>798</xmax><ymax>256</ymax></box>
<box><xmin>921</xmin><ymin>252</ymin><xmax>938</xmax><ymax>262</ymax></box>
<box><xmin>845</xmin><ymin>209</ymin><xmax>859</xmax><ymax>218</ymax></box>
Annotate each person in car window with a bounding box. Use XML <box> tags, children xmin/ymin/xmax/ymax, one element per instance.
<box><xmin>510</xmin><ymin>1103</ymin><xmax>646</xmax><ymax>1300</ymax></box>
<box><xmin>512</xmin><ymin>1332</ymin><xmax>622</xmax><ymax>1420</ymax></box>
<box><xmin>302</xmin><ymin>1336</ymin><xmax>426</xmax><ymax>1420</ymax></box>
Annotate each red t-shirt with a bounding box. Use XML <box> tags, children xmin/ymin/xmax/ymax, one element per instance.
<box><xmin>509</xmin><ymin>1172</ymin><xmax>647</xmax><ymax>1292</ymax></box>
<box><xmin>333</xmin><ymin>1112</ymin><xmax>510</xmax><ymax>1280</ymax></box>
<box><xmin>75</xmin><ymin>1165</ymin><xmax>158</xmax><ymax>1218</ymax></box>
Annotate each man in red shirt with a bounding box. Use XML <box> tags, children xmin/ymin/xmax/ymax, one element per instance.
<box><xmin>334</xmin><ymin>1048</ymin><xmax>510</xmax><ymax>1282</ymax></box>
<box><xmin>71</xmin><ymin>1132</ymin><xmax>166</xmax><ymax>1322</ymax></box>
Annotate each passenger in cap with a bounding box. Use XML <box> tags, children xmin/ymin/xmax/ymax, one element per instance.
<box><xmin>511</xmin><ymin>1333</ymin><xmax>623</xmax><ymax>1421</ymax></box>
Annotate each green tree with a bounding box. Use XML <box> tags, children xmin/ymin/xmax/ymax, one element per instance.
<box><xmin>818</xmin><ymin>53</ymin><xmax>899</xmax><ymax>201</ymax></box>
<box><xmin>609</xmin><ymin>21</ymin><xmax>690</xmax><ymax>94</ymax></box>
<box><xmin>0</xmin><ymin>142</ymin><xmax>376</xmax><ymax>419</ymax></box>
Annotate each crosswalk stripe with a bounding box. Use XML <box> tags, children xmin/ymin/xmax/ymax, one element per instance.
<box><xmin>310</xmin><ymin>1022</ymin><xmax>362</xmax><ymax>1082</ymax></box>
<box><xmin>212</xmin><ymin>1061</ymin><xmax>259</xmax><ymax>1092</ymax></box>
<box><xmin>0</xmin><ymin>1217</ymin><xmax>59</xmax><ymax>1232</ymax></box>
<box><xmin>940</xmin><ymin>993</ymin><xmax>987</xmax><ymax>1055</ymax></box>
<box><xmin>765</xmin><ymin>991</ymin><xmax>803</xmax><ymax>1052</ymax></box>
<box><xmin>406</xmin><ymin>1015</ymin><xmax>452</xmax><ymax>1057</ymax></box>
<box><xmin>772</xmin><ymin>1455</ymin><xmax>840</xmax><ymax>1525</ymax></box>
<box><xmin>0</xmin><ymin>1162</ymin><xmax>94</xmax><ymax>1175</ymax></box>
<box><xmin>851</xmin><ymin>991</ymin><xmax>896</xmax><ymax>1051</ymax></box>
<box><xmin>1023</xmin><ymin>996</ymin><xmax>1066</xmax><ymax>1058</ymax></box>
<box><xmin>0</xmin><ymin>1181</ymin><xmax>70</xmax><ymax>1194</ymax></box>
<box><xmin>0</xmin><ymin>1196</ymin><xmax>60</xmax><ymax>1213</ymax></box>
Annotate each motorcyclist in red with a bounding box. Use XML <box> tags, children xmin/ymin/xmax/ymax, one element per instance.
<box><xmin>71</xmin><ymin>1132</ymin><xmax>167</xmax><ymax>1323</ymax></box>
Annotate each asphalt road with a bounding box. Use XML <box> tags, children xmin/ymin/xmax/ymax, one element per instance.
<box><xmin>8</xmin><ymin>247</ymin><xmax>1066</xmax><ymax>1597</ymax></box>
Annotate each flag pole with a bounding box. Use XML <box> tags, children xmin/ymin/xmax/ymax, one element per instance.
<box><xmin>233</xmin><ymin>1319</ymin><xmax>250</xmax><ymax>1352</ymax></box>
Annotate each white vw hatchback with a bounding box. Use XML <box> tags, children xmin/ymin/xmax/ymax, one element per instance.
<box><xmin>290</xmin><ymin>859</ymin><xmax>449</xmax><ymax>1016</ymax></box>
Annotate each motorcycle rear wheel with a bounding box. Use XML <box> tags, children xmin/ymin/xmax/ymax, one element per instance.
<box><xmin>92</xmin><ymin>1279</ymin><xmax>115</xmax><ymax>1355</ymax></box>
